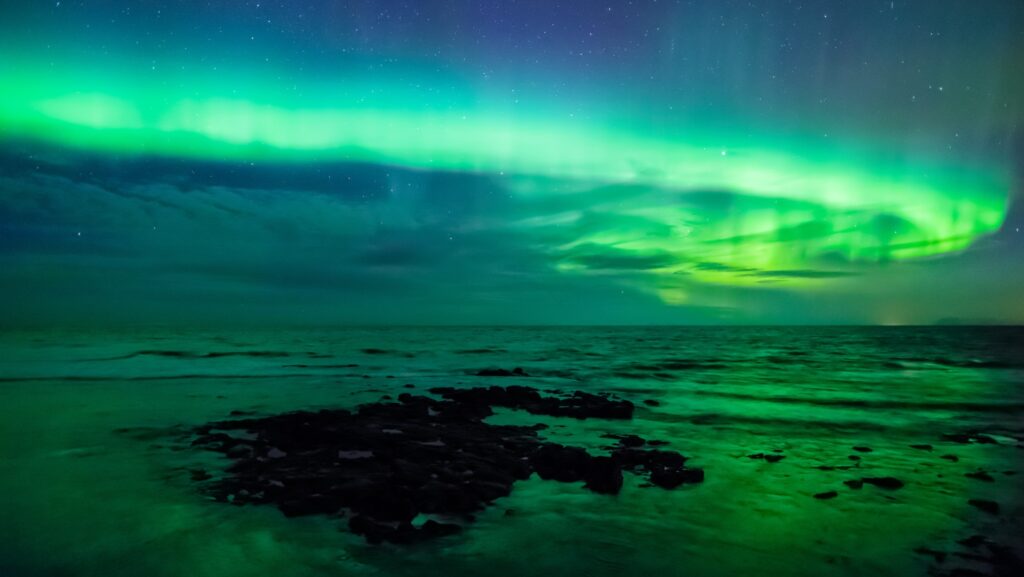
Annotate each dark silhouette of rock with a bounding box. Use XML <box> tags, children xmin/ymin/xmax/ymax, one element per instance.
<box><xmin>602</xmin><ymin>433</ymin><xmax>646</xmax><ymax>448</ymax></box>
<box><xmin>852</xmin><ymin>446</ymin><xmax>873</xmax><ymax>452</ymax></box>
<box><xmin>940</xmin><ymin>454</ymin><xmax>960</xmax><ymax>462</ymax></box>
<box><xmin>430</xmin><ymin>385</ymin><xmax>633</xmax><ymax>419</ymax></box>
<box><xmin>843</xmin><ymin>479</ymin><xmax>864</xmax><ymax>490</ymax></box>
<box><xmin>584</xmin><ymin>456</ymin><xmax>624</xmax><ymax>494</ymax></box>
<box><xmin>643</xmin><ymin>399</ymin><xmax>661</xmax><ymax>406</ymax></box>
<box><xmin>814</xmin><ymin>490</ymin><xmax>839</xmax><ymax>500</ymax></box>
<box><xmin>748</xmin><ymin>452</ymin><xmax>785</xmax><ymax>463</ymax></box>
<box><xmin>964</xmin><ymin>470</ymin><xmax>994</xmax><ymax>482</ymax></box>
<box><xmin>190</xmin><ymin>386</ymin><xmax>701</xmax><ymax>544</ymax></box>
<box><xmin>967</xmin><ymin>499</ymin><xmax>1000</xmax><ymax>515</ymax></box>
<box><xmin>861</xmin><ymin>477</ymin><xmax>904</xmax><ymax>489</ymax></box>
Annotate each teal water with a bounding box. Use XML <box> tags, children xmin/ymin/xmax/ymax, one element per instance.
<box><xmin>1</xmin><ymin>327</ymin><xmax>1021</xmax><ymax>576</ymax></box>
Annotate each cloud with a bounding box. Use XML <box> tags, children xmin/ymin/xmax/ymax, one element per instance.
<box><xmin>746</xmin><ymin>269</ymin><xmax>860</xmax><ymax>279</ymax></box>
<box><xmin>558</xmin><ymin>243</ymin><xmax>679</xmax><ymax>272</ymax></box>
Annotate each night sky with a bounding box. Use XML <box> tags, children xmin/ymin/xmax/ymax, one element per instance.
<box><xmin>1</xmin><ymin>0</ymin><xmax>1022</xmax><ymax>325</ymax></box>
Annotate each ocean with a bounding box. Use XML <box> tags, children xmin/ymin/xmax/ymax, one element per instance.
<box><xmin>1</xmin><ymin>326</ymin><xmax>1021</xmax><ymax>576</ymax></box>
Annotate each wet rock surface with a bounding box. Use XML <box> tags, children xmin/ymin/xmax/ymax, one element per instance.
<box><xmin>190</xmin><ymin>386</ymin><xmax>703</xmax><ymax>544</ymax></box>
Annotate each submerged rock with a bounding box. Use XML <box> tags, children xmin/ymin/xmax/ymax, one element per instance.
<box><xmin>967</xmin><ymin>499</ymin><xmax>1000</xmax><ymax>515</ymax></box>
<box><xmin>814</xmin><ymin>490</ymin><xmax>839</xmax><ymax>500</ymax></box>
<box><xmin>430</xmin><ymin>385</ymin><xmax>633</xmax><ymax>419</ymax></box>
<box><xmin>964</xmin><ymin>470</ymin><xmax>995</xmax><ymax>482</ymax></box>
<box><xmin>190</xmin><ymin>386</ymin><xmax>701</xmax><ymax>544</ymax></box>
<box><xmin>748</xmin><ymin>452</ymin><xmax>785</xmax><ymax>463</ymax></box>
<box><xmin>861</xmin><ymin>476</ymin><xmax>905</xmax><ymax>490</ymax></box>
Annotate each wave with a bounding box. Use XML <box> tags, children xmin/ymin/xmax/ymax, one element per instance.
<box><xmin>690</xmin><ymin>390</ymin><xmax>1024</xmax><ymax>413</ymax></box>
<box><xmin>84</xmin><ymin>350</ymin><xmax>300</xmax><ymax>361</ymax></box>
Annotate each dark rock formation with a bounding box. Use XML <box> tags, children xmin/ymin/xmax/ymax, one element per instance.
<box><xmin>814</xmin><ymin>490</ymin><xmax>839</xmax><ymax>500</ymax></box>
<box><xmin>748</xmin><ymin>452</ymin><xmax>785</xmax><ymax>463</ymax></box>
<box><xmin>964</xmin><ymin>470</ymin><xmax>995</xmax><ymax>482</ymax></box>
<box><xmin>430</xmin><ymin>385</ymin><xmax>633</xmax><ymax>420</ymax></box>
<box><xmin>967</xmin><ymin>499</ymin><xmax>1000</xmax><ymax>515</ymax></box>
<box><xmin>190</xmin><ymin>386</ymin><xmax>701</xmax><ymax>544</ymax></box>
<box><xmin>602</xmin><ymin>433</ymin><xmax>646</xmax><ymax>448</ymax></box>
<box><xmin>861</xmin><ymin>476</ymin><xmax>904</xmax><ymax>490</ymax></box>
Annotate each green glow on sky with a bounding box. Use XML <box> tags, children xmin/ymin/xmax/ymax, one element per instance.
<box><xmin>0</xmin><ymin>72</ymin><xmax>1010</xmax><ymax>301</ymax></box>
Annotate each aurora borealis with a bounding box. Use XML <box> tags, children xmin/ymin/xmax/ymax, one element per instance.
<box><xmin>2</xmin><ymin>1</ymin><xmax>1023</xmax><ymax>324</ymax></box>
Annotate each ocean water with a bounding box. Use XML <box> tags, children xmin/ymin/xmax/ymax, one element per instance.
<box><xmin>0</xmin><ymin>326</ymin><xmax>1021</xmax><ymax>577</ymax></box>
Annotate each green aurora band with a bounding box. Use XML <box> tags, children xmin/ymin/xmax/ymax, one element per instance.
<box><xmin>0</xmin><ymin>71</ymin><xmax>1010</xmax><ymax>304</ymax></box>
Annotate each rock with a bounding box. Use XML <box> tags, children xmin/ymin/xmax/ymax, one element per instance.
<box><xmin>967</xmin><ymin>499</ymin><xmax>999</xmax><ymax>515</ymax></box>
<box><xmin>861</xmin><ymin>477</ymin><xmax>904</xmax><ymax>490</ymax></box>
<box><xmin>647</xmin><ymin>440</ymin><xmax>670</xmax><ymax>447</ymax></box>
<box><xmin>419</xmin><ymin>520</ymin><xmax>462</xmax><ymax>540</ymax></box>
<box><xmin>748</xmin><ymin>452</ymin><xmax>783</xmax><ymax>462</ymax></box>
<box><xmin>852</xmin><ymin>446</ymin><xmax>873</xmax><ymax>452</ymax></box>
<box><xmin>190</xmin><ymin>385</ymin><xmax>699</xmax><ymax>544</ymax></box>
<box><xmin>940</xmin><ymin>454</ymin><xmax>960</xmax><ymax>462</ymax></box>
<box><xmin>583</xmin><ymin>456</ymin><xmax>624</xmax><ymax>494</ymax></box>
<box><xmin>649</xmin><ymin>466</ymin><xmax>704</xmax><ymax>489</ymax></box>
<box><xmin>843</xmin><ymin>479</ymin><xmax>864</xmax><ymax>490</ymax></box>
<box><xmin>614</xmin><ymin>448</ymin><xmax>702</xmax><ymax>489</ymax></box>
<box><xmin>532</xmin><ymin>444</ymin><xmax>591</xmax><ymax>482</ymax></box>
<box><xmin>848</xmin><ymin>455</ymin><xmax>861</xmax><ymax>461</ymax></box>
<box><xmin>601</xmin><ymin>434</ymin><xmax>646</xmax><ymax>448</ymax></box>
<box><xmin>964</xmin><ymin>470</ymin><xmax>994</xmax><ymax>482</ymax></box>
<box><xmin>280</xmin><ymin>494</ymin><xmax>343</xmax><ymax>518</ymax></box>
<box><xmin>643</xmin><ymin>399</ymin><xmax>661</xmax><ymax>406</ymax></box>
<box><xmin>814</xmin><ymin>490</ymin><xmax>839</xmax><ymax>500</ymax></box>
